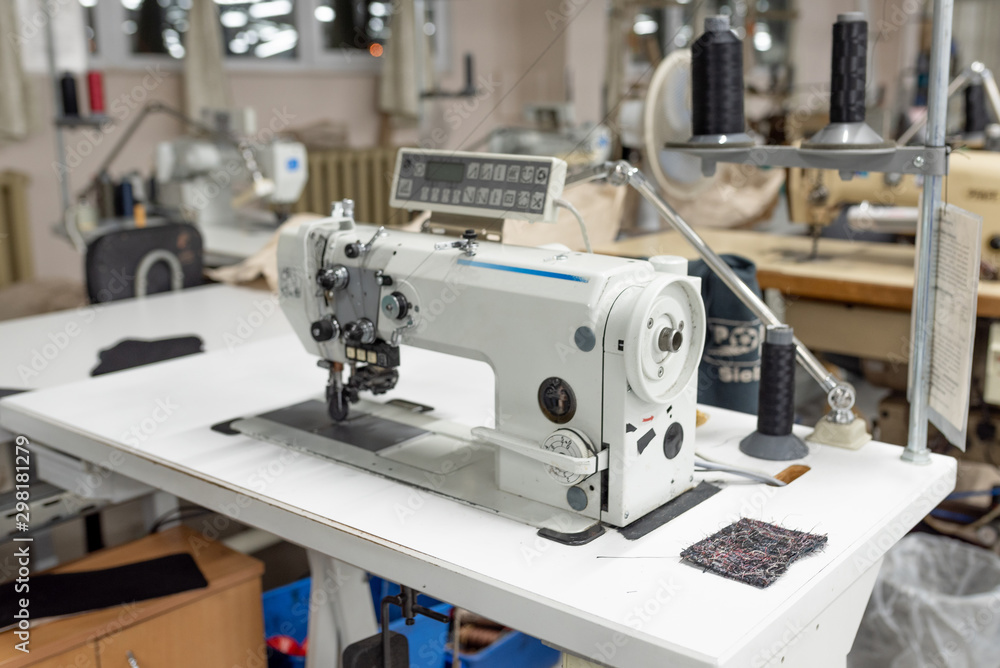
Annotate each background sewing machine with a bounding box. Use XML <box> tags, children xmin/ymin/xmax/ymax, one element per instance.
<box><xmin>788</xmin><ymin>149</ymin><xmax>1000</xmax><ymax>271</ymax></box>
<box><xmin>233</xmin><ymin>148</ymin><xmax>706</xmax><ymax>539</ymax></box>
<box><xmin>153</xmin><ymin>108</ymin><xmax>308</xmax><ymax>260</ymax></box>
<box><xmin>482</xmin><ymin>103</ymin><xmax>613</xmax><ymax>170</ymax></box>
<box><xmin>787</xmin><ymin>62</ymin><xmax>1000</xmax><ymax>270</ymax></box>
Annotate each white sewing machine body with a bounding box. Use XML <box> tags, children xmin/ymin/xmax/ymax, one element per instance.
<box><xmin>267</xmin><ymin>204</ymin><xmax>705</xmax><ymax>530</ymax></box>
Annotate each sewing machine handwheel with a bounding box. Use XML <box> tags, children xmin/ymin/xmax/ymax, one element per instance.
<box><xmin>624</xmin><ymin>275</ymin><xmax>705</xmax><ymax>404</ymax></box>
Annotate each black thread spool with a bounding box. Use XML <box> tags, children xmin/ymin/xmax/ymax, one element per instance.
<box><xmin>691</xmin><ymin>15</ymin><xmax>746</xmax><ymax>139</ymax></box>
<box><xmin>829</xmin><ymin>13</ymin><xmax>868</xmax><ymax>125</ymax></box>
<box><xmin>739</xmin><ymin>325</ymin><xmax>808</xmax><ymax>461</ymax></box>
<box><xmin>965</xmin><ymin>77</ymin><xmax>989</xmax><ymax>134</ymax></box>
<box><xmin>60</xmin><ymin>72</ymin><xmax>80</xmax><ymax>118</ymax></box>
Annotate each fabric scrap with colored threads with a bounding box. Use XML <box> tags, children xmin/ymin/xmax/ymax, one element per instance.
<box><xmin>680</xmin><ymin>518</ymin><xmax>828</xmax><ymax>588</ymax></box>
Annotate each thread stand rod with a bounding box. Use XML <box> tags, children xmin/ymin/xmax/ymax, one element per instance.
<box><xmin>905</xmin><ymin>0</ymin><xmax>954</xmax><ymax>464</ymax></box>
<box><xmin>577</xmin><ymin>161</ymin><xmax>846</xmax><ymax>402</ymax></box>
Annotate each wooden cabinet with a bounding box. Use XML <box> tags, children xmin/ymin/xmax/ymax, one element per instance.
<box><xmin>20</xmin><ymin>647</ymin><xmax>95</xmax><ymax>668</ymax></box>
<box><xmin>0</xmin><ymin>527</ymin><xmax>265</xmax><ymax>668</ymax></box>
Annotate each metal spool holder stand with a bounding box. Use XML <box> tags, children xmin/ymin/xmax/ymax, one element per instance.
<box><xmin>574</xmin><ymin>2</ymin><xmax>954</xmax><ymax>462</ymax></box>
<box><xmin>676</xmin><ymin>1</ymin><xmax>955</xmax><ymax>463</ymax></box>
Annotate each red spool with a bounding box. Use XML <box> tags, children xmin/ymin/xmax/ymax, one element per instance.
<box><xmin>87</xmin><ymin>70</ymin><xmax>105</xmax><ymax>114</ymax></box>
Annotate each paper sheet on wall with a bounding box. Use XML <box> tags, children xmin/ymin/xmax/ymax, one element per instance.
<box><xmin>928</xmin><ymin>204</ymin><xmax>982</xmax><ymax>450</ymax></box>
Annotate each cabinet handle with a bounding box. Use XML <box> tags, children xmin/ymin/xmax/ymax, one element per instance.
<box><xmin>126</xmin><ymin>650</ymin><xmax>140</xmax><ymax>668</ymax></box>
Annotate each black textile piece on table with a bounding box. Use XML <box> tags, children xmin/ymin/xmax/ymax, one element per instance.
<box><xmin>91</xmin><ymin>336</ymin><xmax>204</xmax><ymax>376</ymax></box>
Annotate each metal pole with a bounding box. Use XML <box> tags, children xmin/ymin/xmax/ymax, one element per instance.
<box><xmin>44</xmin><ymin>3</ymin><xmax>71</xmax><ymax>216</ymax></box>
<box><xmin>904</xmin><ymin>0</ymin><xmax>953</xmax><ymax>464</ymax></box>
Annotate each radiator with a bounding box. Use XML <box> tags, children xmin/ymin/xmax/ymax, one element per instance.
<box><xmin>0</xmin><ymin>171</ymin><xmax>33</xmax><ymax>288</ymax></box>
<box><xmin>294</xmin><ymin>147</ymin><xmax>407</xmax><ymax>226</ymax></box>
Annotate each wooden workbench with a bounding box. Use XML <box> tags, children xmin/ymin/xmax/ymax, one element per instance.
<box><xmin>600</xmin><ymin>229</ymin><xmax>1000</xmax><ymax>318</ymax></box>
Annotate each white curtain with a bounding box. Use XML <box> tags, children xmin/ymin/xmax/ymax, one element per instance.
<box><xmin>184</xmin><ymin>0</ymin><xmax>233</xmax><ymax>119</ymax></box>
<box><xmin>0</xmin><ymin>1</ymin><xmax>30</xmax><ymax>143</ymax></box>
<box><xmin>378</xmin><ymin>0</ymin><xmax>434</xmax><ymax>123</ymax></box>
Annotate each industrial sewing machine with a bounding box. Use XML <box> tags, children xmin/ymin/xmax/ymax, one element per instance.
<box><xmin>154</xmin><ymin>108</ymin><xmax>308</xmax><ymax>231</ymax></box>
<box><xmin>234</xmin><ymin>149</ymin><xmax>706</xmax><ymax>537</ymax></box>
<box><xmin>788</xmin><ymin>149</ymin><xmax>1000</xmax><ymax>269</ymax></box>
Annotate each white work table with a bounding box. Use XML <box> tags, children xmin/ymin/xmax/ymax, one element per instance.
<box><xmin>0</xmin><ymin>283</ymin><xmax>290</xmax><ymax>393</ymax></box>
<box><xmin>0</xmin><ymin>284</ymin><xmax>292</xmax><ymax>547</ymax></box>
<box><xmin>0</xmin><ymin>330</ymin><xmax>956</xmax><ymax>667</ymax></box>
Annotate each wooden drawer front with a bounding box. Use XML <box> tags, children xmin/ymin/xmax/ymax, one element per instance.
<box><xmin>25</xmin><ymin>646</ymin><xmax>96</xmax><ymax>668</ymax></box>
<box><xmin>96</xmin><ymin>580</ymin><xmax>265</xmax><ymax>668</ymax></box>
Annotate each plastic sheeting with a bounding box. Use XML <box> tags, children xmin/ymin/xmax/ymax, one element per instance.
<box><xmin>849</xmin><ymin>533</ymin><xmax>1000</xmax><ymax>668</ymax></box>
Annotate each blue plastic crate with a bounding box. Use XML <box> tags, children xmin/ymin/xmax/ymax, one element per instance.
<box><xmin>262</xmin><ymin>578</ymin><xmax>310</xmax><ymax>668</ymax></box>
<box><xmin>390</xmin><ymin>603</ymin><xmax>452</xmax><ymax>668</ymax></box>
<box><xmin>445</xmin><ymin>629</ymin><xmax>561</xmax><ymax>668</ymax></box>
<box><xmin>262</xmin><ymin>576</ymin><xmax>557</xmax><ymax>668</ymax></box>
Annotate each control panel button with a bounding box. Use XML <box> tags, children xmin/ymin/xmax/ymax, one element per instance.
<box><xmin>517</xmin><ymin>191</ymin><xmax>530</xmax><ymax>209</ymax></box>
<box><xmin>489</xmin><ymin>188</ymin><xmax>503</xmax><ymax>206</ymax></box>
<box><xmin>413</xmin><ymin>162</ymin><xmax>426</xmax><ymax>177</ymax></box>
<box><xmin>481</xmin><ymin>163</ymin><xmax>494</xmax><ymax>180</ymax></box>
<box><xmin>503</xmin><ymin>190</ymin><xmax>516</xmax><ymax>207</ymax></box>
<box><xmin>401</xmin><ymin>157</ymin><xmax>414</xmax><ymax>177</ymax></box>
<box><xmin>521</xmin><ymin>166</ymin><xmax>535</xmax><ymax>183</ymax></box>
<box><xmin>398</xmin><ymin>178</ymin><xmax>413</xmax><ymax>197</ymax></box>
<box><xmin>507</xmin><ymin>165</ymin><xmax>520</xmax><ymax>182</ymax></box>
<box><xmin>430</xmin><ymin>187</ymin><xmax>440</xmax><ymax>202</ymax></box>
<box><xmin>468</xmin><ymin>162</ymin><xmax>480</xmax><ymax>179</ymax></box>
<box><xmin>476</xmin><ymin>187</ymin><xmax>490</xmax><ymax>205</ymax></box>
<box><xmin>530</xmin><ymin>192</ymin><xmax>545</xmax><ymax>211</ymax></box>
<box><xmin>535</xmin><ymin>166</ymin><xmax>549</xmax><ymax>183</ymax></box>
<box><xmin>463</xmin><ymin>186</ymin><xmax>476</xmax><ymax>204</ymax></box>
<box><xmin>419</xmin><ymin>186</ymin><xmax>429</xmax><ymax>200</ymax></box>
<box><xmin>494</xmin><ymin>164</ymin><xmax>507</xmax><ymax>181</ymax></box>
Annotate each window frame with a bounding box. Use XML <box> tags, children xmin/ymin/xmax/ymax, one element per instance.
<box><xmin>87</xmin><ymin>0</ymin><xmax>452</xmax><ymax>75</ymax></box>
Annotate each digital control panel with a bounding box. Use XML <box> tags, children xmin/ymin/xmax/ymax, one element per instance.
<box><xmin>389</xmin><ymin>148</ymin><xmax>567</xmax><ymax>223</ymax></box>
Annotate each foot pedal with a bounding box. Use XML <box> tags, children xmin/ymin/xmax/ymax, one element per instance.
<box><xmin>342</xmin><ymin>631</ymin><xmax>409</xmax><ymax>668</ymax></box>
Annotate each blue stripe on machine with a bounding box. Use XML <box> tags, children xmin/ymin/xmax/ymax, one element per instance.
<box><xmin>456</xmin><ymin>258</ymin><xmax>589</xmax><ymax>283</ymax></box>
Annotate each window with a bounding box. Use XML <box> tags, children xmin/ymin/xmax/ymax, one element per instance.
<box><xmin>625</xmin><ymin>2</ymin><xmax>795</xmax><ymax>85</ymax></box>
<box><xmin>84</xmin><ymin>0</ymin><xmax>451</xmax><ymax>72</ymax></box>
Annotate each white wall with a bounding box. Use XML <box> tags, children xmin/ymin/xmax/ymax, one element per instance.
<box><xmin>0</xmin><ymin>0</ymin><xmax>935</xmax><ymax>282</ymax></box>
<box><xmin>0</xmin><ymin>0</ymin><xmax>578</xmax><ymax>281</ymax></box>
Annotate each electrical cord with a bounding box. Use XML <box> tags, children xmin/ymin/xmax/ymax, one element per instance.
<box><xmin>553</xmin><ymin>197</ymin><xmax>592</xmax><ymax>253</ymax></box>
<box><xmin>147</xmin><ymin>506</ymin><xmax>213</xmax><ymax>534</ymax></box>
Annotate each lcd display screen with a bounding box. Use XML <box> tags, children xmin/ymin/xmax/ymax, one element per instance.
<box><xmin>425</xmin><ymin>161</ymin><xmax>465</xmax><ymax>183</ymax></box>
